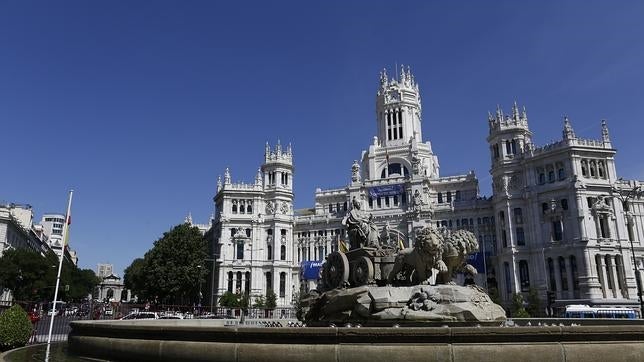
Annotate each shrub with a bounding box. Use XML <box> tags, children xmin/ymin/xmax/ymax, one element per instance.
<box><xmin>510</xmin><ymin>293</ymin><xmax>530</xmax><ymax>318</ymax></box>
<box><xmin>0</xmin><ymin>305</ymin><xmax>33</xmax><ymax>351</ymax></box>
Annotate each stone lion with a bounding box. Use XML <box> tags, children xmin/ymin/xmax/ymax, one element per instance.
<box><xmin>436</xmin><ymin>229</ymin><xmax>480</xmax><ymax>284</ymax></box>
<box><xmin>387</xmin><ymin>227</ymin><xmax>447</xmax><ymax>285</ymax></box>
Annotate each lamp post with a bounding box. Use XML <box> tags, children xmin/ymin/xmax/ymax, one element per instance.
<box><xmin>200</xmin><ymin>258</ymin><xmax>217</xmax><ymax>313</ymax></box>
<box><xmin>610</xmin><ymin>180</ymin><xmax>644</xmax><ymax>316</ymax></box>
<box><xmin>197</xmin><ymin>265</ymin><xmax>203</xmax><ymax>309</ymax></box>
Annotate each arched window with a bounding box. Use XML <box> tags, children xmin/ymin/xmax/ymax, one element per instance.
<box><xmin>557</xmin><ymin>162</ymin><xmax>565</xmax><ymax>180</ymax></box>
<box><xmin>232</xmin><ymin>200</ymin><xmax>238</xmax><ymax>213</ymax></box>
<box><xmin>519</xmin><ymin>260</ymin><xmax>530</xmax><ymax>292</ymax></box>
<box><xmin>598</xmin><ymin>161</ymin><xmax>606</xmax><ymax>179</ymax></box>
<box><xmin>558</xmin><ymin>256</ymin><xmax>568</xmax><ymax>291</ymax></box>
<box><xmin>503</xmin><ymin>262</ymin><xmax>511</xmax><ymax>296</ymax></box>
<box><xmin>280</xmin><ymin>245</ymin><xmax>286</xmax><ymax>260</ymax></box>
<box><xmin>570</xmin><ymin>255</ymin><xmax>579</xmax><ymax>292</ymax></box>
<box><xmin>279</xmin><ymin>272</ymin><xmax>286</xmax><ymax>298</ymax></box>
<box><xmin>227</xmin><ymin>272</ymin><xmax>233</xmax><ymax>293</ymax></box>
<box><xmin>513</xmin><ymin>208</ymin><xmax>523</xmax><ymax>224</ymax></box>
<box><xmin>267</xmin><ymin>244</ymin><xmax>272</xmax><ymax>260</ymax></box>
<box><xmin>235</xmin><ymin>271</ymin><xmax>242</xmax><ymax>293</ymax></box>
<box><xmin>510</xmin><ymin>139</ymin><xmax>517</xmax><ymax>155</ymax></box>
<box><xmin>239</xmin><ymin>201</ymin><xmax>245</xmax><ymax>214</ymax></box>
<box><xmin>615</xmin><ymin>255</ymin><xmax>627</xmax><ymax>296</ymax></box>
<box><xmin>236</xmin><ymin>240</ymin><xmax>244</xmax><ymax>260</ymax></box>
<box><xmin>245</xmin><ymin>271</ymin><xmax>251</xmax><ymax>294</ymax></box>
<box><xmin>537</xmin><ymin>167</ymin><xmax>545</xmax><ymax>184</ymax></box>
<box><xmin>265</xmin><ymin>272</ymin><xmax>272</xmax><ymax>294</ymax></box>
<box><xmin>604</xmin><ymin>255</ymin><xmax>614</xmax><ymax>291</ymax></box>
<box><xmin>246</xmin><ymin>201</ymin><xmax>253</xmax><ymax>214</ymax></box>
<box><xmin>590</xmin><ymin>161</ymin><xmax>597</xmax><ymax>177</ymax></box>
<box><xmin>581</xmin><ymin>160</ymin><xmax>588</xmax><ymax>177</ymax></box>
<box><xmin>547</xmin><ymin>258</ymin><xmax>556</xmax><ymax>292</ymax></box>
<box><xmin>547</xmin><ymin>165</ymin><xmax>555</xmax><ymax>183</ymax></box>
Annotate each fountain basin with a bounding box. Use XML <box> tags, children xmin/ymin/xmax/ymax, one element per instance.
<box><xmin>65</xmin><ymin>319</ymin><xmax>644</xmax><ymax>362</ymax></box>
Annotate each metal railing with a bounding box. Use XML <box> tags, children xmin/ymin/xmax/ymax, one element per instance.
<box><xmin>0</xmin><ymin>300</ymin><xmax>298</xmax><ymax>345</ymax></box>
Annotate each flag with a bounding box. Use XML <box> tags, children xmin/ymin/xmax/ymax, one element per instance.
<box><xmin>63</xmin><ymin>214</ymin><xmax>71</xmax><ymax>246</ymax></box>
<box><xmin>339</xmin><ymin>240</ymin><xmax>348</xmax><ymax>253</ymax></box>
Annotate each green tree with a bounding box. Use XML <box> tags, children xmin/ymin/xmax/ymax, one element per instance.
<box><xmin>510</xmin><ymin>293</ymin><xmax>530</xmax><ymax>318</ymax></box>
<box><xmin>252</xmin><ymin>295</ymin><xmax>265</xmax><ymax>308</ymax></box>
<box><xmin>141</xmin><ymin>223</ymin><xmax>208</xmax><ymax>304</ymax></box>
<box><xmin>123</xmin><ymin>258</ymin><xmax>146</xmax><ymax>299</ymax></box>
<box><xmin>265</xmin><ymin>289</ymin><xmax>277</xmax><ymax>309</ymax></box>
<box><xmin>525</xmin><ymin>287</ymin><xmax>542</xmax><ymax>317</ymax></box>
<box><xmin>0</xmin><ymin>249</ymin><xmax>99</xmax><ymax>303</ymax></box>
<box><xmin>219</xmin><ymin>292</ymin><xmax>240</xmax><ymax>308</ymax></box>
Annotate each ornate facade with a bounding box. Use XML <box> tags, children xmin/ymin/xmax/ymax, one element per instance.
<box><xmin>207</xmin><ymin>66</ymin><xmax>644</xmax><ymax>313</ymax></box>
<box><xmin>208</xmin><ymin>142</ymin><xmax>298</xmax><ymax>307</ymax></box>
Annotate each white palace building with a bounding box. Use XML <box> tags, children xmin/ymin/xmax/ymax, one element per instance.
<box><xmin>202</xmin><ymin>66</ymin><xmax>644</xmax><ymax>314</ymax></box>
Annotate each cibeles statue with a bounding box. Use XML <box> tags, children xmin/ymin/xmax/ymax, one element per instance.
<box><xmin>306</xmin><ymin>225</ymin><xmax>506</xmax><ymax>325</ymax></box>
<box><xmin>342</xmin><ymin>197</ymin><xmax>380</xmax><ymax>249</ymax></box>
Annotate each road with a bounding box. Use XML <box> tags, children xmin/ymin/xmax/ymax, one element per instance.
<box><xmin>31</xmin><ymin>315</ymin><xmax>87</xmax><ymax>343</ymax></box>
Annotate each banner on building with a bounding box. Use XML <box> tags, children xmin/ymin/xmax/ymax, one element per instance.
<box><xmin>467</xmin><ymin>251</ymin><xmax>488</xmax><ymax>274</ymax></box>
<box><xmin>368</xmin><ymin>184</ymin><xmax>404</xmax><ymax>198</ymax></box>
<box><xmin>300</xmin><ymin>261</ymin><xmax>324</xmax><ymax>280</ymax></box>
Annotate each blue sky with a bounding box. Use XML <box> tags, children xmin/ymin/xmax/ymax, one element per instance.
<box><xmin>2</xmin><ymin>1</ymin><xmax>643</xmax><ymax>276</ymax></box>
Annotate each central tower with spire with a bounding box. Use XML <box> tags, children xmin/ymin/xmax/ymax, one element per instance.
<box><xmin>376</xmin><ymin>65</ymin><xmax>423</xmax><ymax>147</ymax></box>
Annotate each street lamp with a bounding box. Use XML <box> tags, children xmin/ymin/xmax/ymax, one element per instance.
<box><xmin>196</xmin><ymin>265</ymin><xmax>203</xmax><ymax>309</ymax></box>
<box><xmin>611</xmin><ymin>179</ymin><xmax>644</xmax><ymax>316</ymax></box>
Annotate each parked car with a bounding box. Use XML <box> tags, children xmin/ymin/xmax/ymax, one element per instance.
<box><xmin>120</xmin><ymin>312</ymin><xmax>159</xmax><ymax>320</ymax></box>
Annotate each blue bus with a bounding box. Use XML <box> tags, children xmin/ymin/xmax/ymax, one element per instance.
<box><xmin>564</xmin><ymin>304</ymin><xmax>637</xmax><ymax>319</ymax></box>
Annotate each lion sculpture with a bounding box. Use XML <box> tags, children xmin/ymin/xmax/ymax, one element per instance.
<box><xmin>436</xmin><ymin>229</ymin><xmax>480</xmax><ymax>284</ymax></box>
<box><xmin>387</xmin><ymin>227</ymin><xmax>447</xmax><ymax>285</ymax></box>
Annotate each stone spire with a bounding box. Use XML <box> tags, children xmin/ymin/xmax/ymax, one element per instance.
<box><xmin>224</xmin><ymin>167</ymin><xmax>231</xmax><ymax>184</ymax></box>
<box><xmin>276</xmin><ymin>139</ymin><xmax>282</xmax><ymax>156</ymax></box>
<box><xmin>255</xmin><ymin>168</ymin><xmax>262</xmax><ymax>185</ymax></box>
<box><xmin>562</xmin><ymin>116</ymin><xmax>576</xmax><ymax>140</ymax></box>
<box><xmin>265</xmin><ymin>142</ymin><xmax>270</xmax><ymax>158</ymax></box>
<box><xmin>601</xmin><ymin>120</ymin><xmax>611</xmax><ymax>144</ymax></box>
<box><xmin>380</xmin><ymin>68</ymin><xmax>388</xmax><ymax>89</ymax></box>
<box><xmin>185</xmin><ymin>212</ymin><xmax>193</xmax><ymax>224</ymax></box>
<box><xmin>400</xmin><ymin>64</ymin><xmax>406</xmax><ymax>84</ymax></box>
<box><xmin>287</xmin><ymin>142</ymin><xmax>293</xmax><ymax>156</ymax></box>
<box><xmin>512</xmin><ymin>100</ymin><xmax>520</xmax><ymax>121</ymax></box>
<box><xmin>217</xmin><ymin>175</ymin><xmax>222</xmax><ymax>192</ymax></box>
<box><xmin>521</xmin><ymin>105</ymin><xmax>527</xmax><ymax>120</ymax></box>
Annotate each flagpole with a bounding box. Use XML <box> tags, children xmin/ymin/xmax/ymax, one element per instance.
<box><xmin>47</xmin><ymin>190</ymin><xmax>73</xmax><ymax>346</ymax></box>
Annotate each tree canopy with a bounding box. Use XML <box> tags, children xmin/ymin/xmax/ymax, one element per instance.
<box><xmin>0</xmin><ymin>248</ymin><xmax>99</xmax><ymax>302</ymax></box>
<box><xmin>125</xmin><ymin>223</ymin><xmax>207</xmax><ymax>304</ymax></box>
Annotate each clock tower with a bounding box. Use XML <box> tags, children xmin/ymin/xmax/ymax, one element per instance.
<box><xmin>375</xmin><ymin>65</ymin><xmax>423</xmax><ymax>148</ymax></box>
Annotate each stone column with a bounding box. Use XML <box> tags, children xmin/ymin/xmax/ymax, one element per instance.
<box><xmin>599</xmin><ymin>256</ymin><xmax>612</xmax><ymax>298</ymax></box>
<box><xmin>609</xmin><ymin>255</ymin><xmax>621</xmax><ymax>298</ymax></box>
<box><xmin>596</xmin><ymin>254</ymin><xmax>607</xmax><ymax>298</ymax></box>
